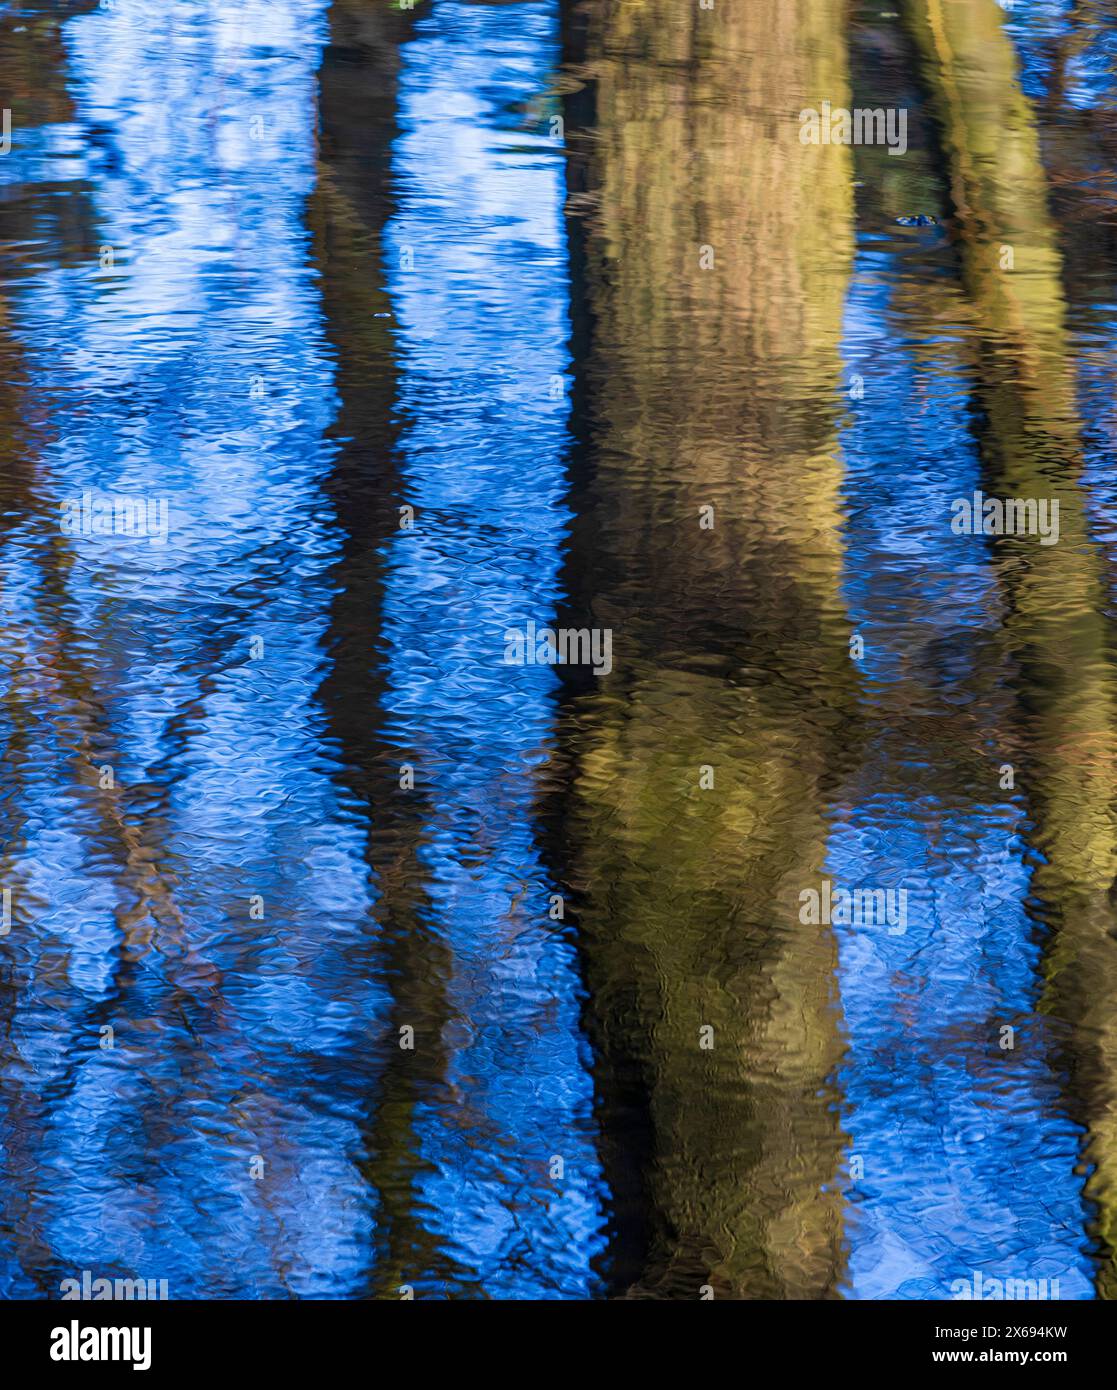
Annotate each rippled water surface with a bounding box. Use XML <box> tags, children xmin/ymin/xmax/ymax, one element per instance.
<box><xmin>1</xmin><ymin>0</ymin><xmax>1117</xmax><ymax>1300</ymax></box>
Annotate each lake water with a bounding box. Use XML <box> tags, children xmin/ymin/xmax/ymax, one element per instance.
<box><xmin>0</xmin><ymin>0</ymin><xmax>1115</xmax><ymax>1300</ymax></box>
